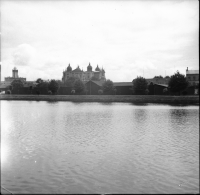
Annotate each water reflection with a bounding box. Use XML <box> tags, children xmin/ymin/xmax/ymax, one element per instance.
<box><xmin>1</xmin><ymin>101</ymin><xmax>199</xmax><ymax>194</ymax></box>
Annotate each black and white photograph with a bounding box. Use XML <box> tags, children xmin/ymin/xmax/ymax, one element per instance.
<box><xmin>0</xmin><ymin>0</ymin><xmax>199</xmax><ymax>194</ymax></box>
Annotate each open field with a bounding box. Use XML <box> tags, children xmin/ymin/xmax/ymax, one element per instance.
<box><xmin>0</xmin><ymin>94</ymin><xmax>199</xmax><ymax>104</ymax></box>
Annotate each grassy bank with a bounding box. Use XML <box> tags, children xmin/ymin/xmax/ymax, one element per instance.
<box><xmin>0</xmin><ymin>94</ymin><xmax>199</xmax><ymax>104</ymax></box>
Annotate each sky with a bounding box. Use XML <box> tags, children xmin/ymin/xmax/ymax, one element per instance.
<box><xmin>1</xmin><ymin>0</ymin><xmax>199</xmax><ymax>82</ymax></box>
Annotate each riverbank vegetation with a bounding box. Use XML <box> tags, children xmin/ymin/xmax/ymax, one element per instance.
<box><xmin>0</xmin><ymin>94</ymin><xmax>198</xmax><ymax>104</ymax></box>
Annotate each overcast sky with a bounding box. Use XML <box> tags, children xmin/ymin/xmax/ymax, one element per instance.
<box><xmin>1</xmin><ymin>0</ymin><xmax>199</xmax><ymax>82</ymax></box>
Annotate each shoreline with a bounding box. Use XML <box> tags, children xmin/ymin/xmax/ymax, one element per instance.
<box><xmin>0</xmin><ymin>95</ymin><xmax>199</xmax><ymax>105</ymax></box>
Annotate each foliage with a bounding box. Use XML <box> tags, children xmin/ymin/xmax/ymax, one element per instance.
<box><xmin>48</xmin><ymin>80</ymin><xmax>59</xmax><ymax>94</ymax></box>
<box><xmin>168</xmin><ymin>71</ymin><xmax>188</xmax><ymax>95</ymax></box>
<box><xmin>71</xmin><ymin>89</ymin><xmax>75</xmax><ymax>94</ymax></box>
<box><xmin>64</xmin><ymin>77</ymin><xmax>77</xmax><ymax>87</ymax></box>
<box><xmin>98</xmin><ymin>89</ymin><xmax>103</xmax><ymax>95</ymax></box>
<box><xmin>36</xmin><ymin>78</ymin><xmax>43</xmax><ymax>84</ymax></box>
<box><xmin>56</xmin><ymin>80</ymin><xmax>64</xmax><ymax>87</ymax></box>
<box><xmin>36</xmin><ymin>90</ymin><xmax>40</xmax><ymax>95</ymax></box>
<box><xmin>132</xmin><ymin>76</ymin><xmax>148</xmax><ymax>95</ymax></box>
<box><xmin>6</xmin><ymin>90</ymin><xmax>11</xmax><ymax>94</ymax></box>
<box><xmin>36</xmin><ymin>81</ymin><xmax>49</xmax><ymax>88</ymax></box>
<box><xmin>165</xmin><ymin>76</ymin><xmax>170</xmax><ymax>79</ymax></box>
<box><xmin>73</xmin><ymin>79</ymin><xmax>86</xmax><ymax>94</ymax></box>
<box><xmin>163</xmin><ymin>88</ymin><xmax>168</xmax><ymax>95</ymax></box>
<box><xmin>102</xmin><ymin>79</ymin><xmax>115</xmax><ymax>94</ymax></box>
<box><xmin>29</xmin><ymin>86</ymin><xmax>33</xmax><ymax>90</ymax></box>
<box><xmin>154</xmin><ymin>75</ymin><xmax>163</xmax><ymax>79</ymax></box>
<box><xmin>11</xmin><ymin>79</ymin><xmax>24</xmax><ymax>88</ymax></box>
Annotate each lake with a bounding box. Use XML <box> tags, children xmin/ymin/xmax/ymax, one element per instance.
<box><xmin>1</xmin><ymin>101</ymin><xmax>199</xmax><ymax>194</ymax></box>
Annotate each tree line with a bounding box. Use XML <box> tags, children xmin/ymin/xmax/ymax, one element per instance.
<box><xmin>6</xmin><ymin>71</ymin><xmax>199</xmax><ymax>95</ymax></box>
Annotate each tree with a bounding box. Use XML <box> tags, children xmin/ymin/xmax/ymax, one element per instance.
<box><xmin>168</xmin><ymin>71</ymin><xmax>188</xmax><ymax>95</ymax></box>
<box><xmin>56</xmin><ymin>80</ymin><xmax>64</xmax><ymax>87</ymax></box>
<box><xmin>132</xmin><ymin>76</ymin><xmax>148</xmax><ymax>95</ymax></box>
<box><xmin>73</xmin><ymin>79</ymin><xmax>86</xmax><ymax>94</ymax></box>
<box><xmin>64</xmin><ymin>77</ymin><xmax>77</xmax><ymax>87</ymax></box>
<box><xmin>154</xmin><ymin>75</ymin><xmax>163</xmax><ymax>79</ymax></box>
<box><xmin>102</xmin><ymin>79</ymin><xmax>115</xmax><ymax>94</ymax></box>
<box><xmin>36</xmin><ymin>78</ymin><xmax>43</xmax><ymax>84</ymax></box>
<box><xmin>37</xmin><ymin>81</ymin><xmax>49</xmax><ymax>88</ymax></box>
<box><xmin>11</xmin><ymin>79</ymin><xmax>24</xmax><ymax>88</ymax></box>
<box><xmin>48</xmin><ymin>80</ymin><xmax>59</xmax><ymax>94</ymax></box>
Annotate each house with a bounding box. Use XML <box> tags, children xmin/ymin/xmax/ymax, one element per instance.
<box><xmin>186</xmin><ymin>67</ymin><xmax>199</xmax><ymax>86</ymax></box>
<box><xmin>85</xmin><ymin>80</ymin><xmax>133</xmax><ymax>95</ymax></box>
<box><xmin>85</xmin><ymin>80</ymin><xmax>104</xmax><ymax>95</ymax></box>
<box><xmin>113</xmin><ymin>82</ymin><xmax>133</xmax><ymax>95</ymax></box>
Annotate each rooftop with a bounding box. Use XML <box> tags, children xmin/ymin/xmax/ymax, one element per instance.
<box><xmin>186</xmin><ymin>70</ymin><xmax>199</xmax><ymax>75</ymax></box>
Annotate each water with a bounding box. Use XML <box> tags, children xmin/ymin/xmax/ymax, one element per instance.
<box><xmin>1</xmin><ymin>101</ymin><xmax>199</xmax><ymax>194</ymax></box>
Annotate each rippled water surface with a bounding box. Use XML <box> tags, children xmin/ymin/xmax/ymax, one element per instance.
<box><xmin>1</xmin><ymin>101</ymin><xmax>199</xmax><ymax>194</ymax></box>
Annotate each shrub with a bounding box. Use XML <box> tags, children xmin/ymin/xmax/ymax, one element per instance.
<box><xmin>98</xmin><ymin>89</ymin><xmax>103</xmax><ymax>95</ymax></box>
<box><xmin>36</xmin><ymin>90</ymin><xmax>40</xmax><ymax>95</ymax></box>
<box><xmin>71</xmin><ymin>90</ymin><xmax>75</xmax><ymax>94</ymax></box>
<box><xmin>163</xmin><ymin>88</ymin><xmax>168</xmax><ymax>95</ymax></box>
<box><xmin>48</xmin><ymin>90</ymin><xmax>52</xmax><ymax>95</ymax></box>
<box><xmin>6</xmin><ymin>90</ymin><xmax>11</xmax><ymax>94</ymax></box>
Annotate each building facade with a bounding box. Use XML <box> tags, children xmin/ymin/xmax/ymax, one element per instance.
<box><xmin>5</xmin><ymin>67</ymin><xmax>26</xmax><ymax>83</ymax></box>
<box><xmin>186</xmin><ymin>67</ymin><xmax>199</xmax><ymax>86</ymax></box>
<box><xmin>62</xmin><ymin>63</ymin><xmax>106</xmax><ymax>83</ymax></box>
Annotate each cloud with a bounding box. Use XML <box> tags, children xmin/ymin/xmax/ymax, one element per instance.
<box><xmin>12</xmin><ymin>44</ymin><xmax>36</xmax><ymax>66</ymax></box>
<box><xmin>1</xmin><ymin>1</ymin><xmax>199</xmax><ymax>82</ymax></box>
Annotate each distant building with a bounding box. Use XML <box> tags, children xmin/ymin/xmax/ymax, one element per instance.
<box><xmin>5</xmin><ymin>67</ymin><xmax>26</xmax><ymax>83</ymax></box>
<box><xmin>85</xmin><ymin>80</ymin><xmax>133</xmax><ymax>95</ymax></box>
<box><xmin>62</xmin><ymin>63</ymin><xmax>106</xmax><ymax>83</ymax></box>
<box><xmin>186</xmin><ymin>67</ymin><xmax>199</xmax><ymax>86</ymax></box>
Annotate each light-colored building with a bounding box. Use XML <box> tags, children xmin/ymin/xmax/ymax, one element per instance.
<box><xmin>5</xmin><ymin>67</ymin><xmax>26</xmax><ymax>83</ymax></box>
<box><xmin>186</xmin><ymin>67</ymin><xmax>199</xmax><ymax>86</ymax></box>
<box><xmin>62</xmin><ymin>63</ymin><xmax>106</xmax><ymax>83</ymax></box>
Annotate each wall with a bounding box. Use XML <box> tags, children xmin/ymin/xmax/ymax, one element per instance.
<box><xmin>85</xmin><ymin>81</ymin><xmax>101</xmax><ymax>95</ymax></box>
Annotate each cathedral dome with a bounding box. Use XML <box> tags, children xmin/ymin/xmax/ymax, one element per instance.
<box><xmin>87</xmin><ymin>63</ymin><xmax>92</xmax><ymax>71</ymax></box>
<box><xmin>73</xmin><ymin>65</ymin><xmax>82</xmax><ymax>72</ymax></box>
<box><xmin>67</xmin><ymin>64</ymin><xmax>72</xmax><ymax>72</ymax></box>
<box><xmin>95</xmin><ymin>65</ymin><xmax>100</xmax><ymax>71</ymax></box>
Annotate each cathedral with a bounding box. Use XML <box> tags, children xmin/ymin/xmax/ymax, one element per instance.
<box><xmin>62</xmin><ymin>63</ymin><xmax>106</xmax><ymax>83</ymax></box>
